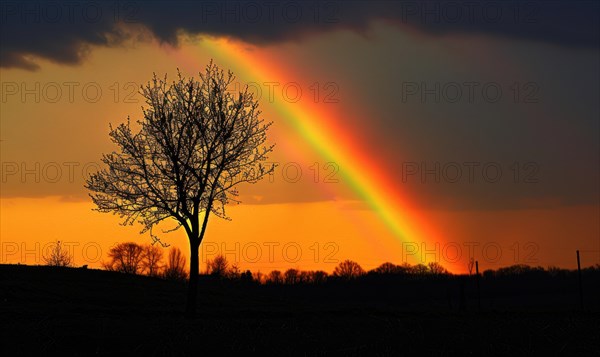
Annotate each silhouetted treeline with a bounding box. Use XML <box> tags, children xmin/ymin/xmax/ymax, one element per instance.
<box><xmin>103</xmin><ymin>242</ymin><xmax>187</xmax><ymax>282</ymax></box>
<box><xmin>100</xmin><ymin>243</ymin><xmax>600</xmax><ymax>285</ymax></box>
<box><xmin>483</xmin><ymin>263</ymin><xmax>600</xmax><ymax>279</ymax></box>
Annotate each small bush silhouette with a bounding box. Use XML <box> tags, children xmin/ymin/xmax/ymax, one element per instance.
<box><xmin>43</xmin><ymin>240</ymin><xmax>73</xmax><ymax>267</ymax></box>
<box><xmin>206</xmin><ymin>254</ymin><xmax>229</xmax><ymax>278</ymax></box>
<box><xmin>333</xmin><ymin>260</ymin><xmax>365</xmax><ymax>280</ymax></box>
<box><xmin>163</xmin><ymin>247</ymin><xmax>188</xmax><ymax>282</ymax></box>
<box><xmin>103</xmin><ymin>242</ymin><xmax>145</xmax><ymax>274</ymax></box>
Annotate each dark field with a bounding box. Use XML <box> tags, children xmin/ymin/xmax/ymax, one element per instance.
<box><xmin>1</xmin><ymin>265</ymin><xmax>599</xmax><ymax>356</ymax></box>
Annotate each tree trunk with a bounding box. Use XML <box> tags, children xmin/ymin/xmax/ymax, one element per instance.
<box><xmin>185</xmin><ymin>239</ymin><xmax>200</xmax><ymax>318</ymax></box>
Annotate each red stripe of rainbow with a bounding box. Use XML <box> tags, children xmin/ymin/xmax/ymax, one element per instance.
<box><xmin>172</xmin><ymin>37</ymin><xmax>449</xmax><ymax>270</ymax></box>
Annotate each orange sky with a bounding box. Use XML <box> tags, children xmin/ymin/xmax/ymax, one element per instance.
<box><xmin>1</xmin><ymin>197</ymin><xmax>598</xmax><ymax>274</ymax></box>
<box><xmin>1</xmin><ymin>26</ymin><xmax>598</xmax><ymax>274</ymax></box>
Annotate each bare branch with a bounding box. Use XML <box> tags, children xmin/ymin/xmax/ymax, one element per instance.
<box><xmin>85</xmin><ymin>61</ymin><xmax>275</xmax><ymax>244</ymax></box>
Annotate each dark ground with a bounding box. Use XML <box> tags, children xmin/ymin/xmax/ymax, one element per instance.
<box><xmin>1</xmin><ymin>265</ymin><xmax>599</xmax><ymax>356</ymax></box>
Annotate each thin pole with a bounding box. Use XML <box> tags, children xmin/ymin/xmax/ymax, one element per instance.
<box><xmin>576</xmin><ymin>250</ymin><xmax>583</xmax><ymax>310</ymax></box>
<box><xmin>459</xmin><ymin>277</ymin><xmax>466</xmax><ymax>312</ymax></box>
<box><xmin>475</xmin><ymin>260</ymin><xmax>481</xmax><ymax>311</ymax></box>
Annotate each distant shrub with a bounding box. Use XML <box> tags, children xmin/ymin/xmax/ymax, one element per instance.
<box><xmin>284</xmin><ymin>269</ymin><xmax>300</xmax><ymax>284</ymax></box>
<box><xmin>163</xmin><ymin>247</ymin><xmax>187</xmax><ymax>281</ymax></box>
<box><xmin>206</xmin><ymin>254</ymin><xmax>229</xmax><ymax>278</ymax></box>
<box><xmin>372</xmin><ymin>262</ymin><xmax>403</xmax><ymax>275</ymax></box>
<box><xmin>267</xmin><ymin>270</ymin><xmax>283</xmax><ymax>284</ymax></box>
<box><xmin>308</xmin><ymin>270</ymin><xmax>328</xmax><ymax>284</ymax></box>
<box><xmin>496</xmin><ymin>264</ymin><xmax>545</xmax><ymax>277</ymax></box>
<box><xmin>43</xmin><ymin>240</ymin><xmax>73</xmax><ymax>267</ymax></box>
<box><xmin>103</xmin><ymin>242</ymin><xmax>144</xmax><ymax>274</ymax></box>
<box><xmin>483</xmin><ymin>269</ymin><xmax>496</xmax><ymax>279</ymax></box>
<box><xmin>411</xmin><ymin>264</ymin><xmax>429</xmax><ymax>276</ymax></box>
<box><xmin>141</xmin><ymin>244</ymin><xmax>164</xmax><ymax>277</ymax></box>
<box><xmin>427</xmin><ymin>262</ymin><xmax>449</xmax><ymax>276</ymax></box>
<box><xmin>333</xmin><ymin>260</ymin><xmax>365</xmax><ymax>280</ymax></box>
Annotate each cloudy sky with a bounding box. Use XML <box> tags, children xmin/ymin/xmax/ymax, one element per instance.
<box><xmin>1</xmin><ymin>0</ymin><xmax>598</xmax><ymax>273</ymax></box>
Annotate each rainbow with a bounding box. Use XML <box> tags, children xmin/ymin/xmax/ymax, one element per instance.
<box><xmin>170</xmin><ymin>36</ymin><xmax>447</xmax><ymax>269</ymax></box>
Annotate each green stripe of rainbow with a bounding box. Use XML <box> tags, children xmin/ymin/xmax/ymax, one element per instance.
<box><xmin>175</xmin><ymin>37</ymin><xmax>445</xmax><ymax>268</ymax></box>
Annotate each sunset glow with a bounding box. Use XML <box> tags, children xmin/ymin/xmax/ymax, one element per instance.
<box><xmin>1</xmin><ymin>3</ymin><xmax>598</xmax><ymax>276</ymax></box>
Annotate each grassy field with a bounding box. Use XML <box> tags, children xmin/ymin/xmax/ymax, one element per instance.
<box><xmin>1</xmin><ymin>265</ymin><xmax>599</xmax><ymax>356</ymax></box>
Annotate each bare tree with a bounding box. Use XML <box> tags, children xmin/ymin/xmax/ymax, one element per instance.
<box><xmin>298</xmin><ymin>270</ymin><xmax>310</xmax><ymax>284</ymax></box>
<box><xmin>284</xmin><ymin>268</ymin><xmax>300</xmax><ymax>284</ymax></box>
<box><xmin>206</xmin><ymin>254</ymin><xmax>229</xmax><ymax>277</ymax></box>
<box><xmin>467</xmin><ymin>257</ymin><xmax>475</xmax><ymax>276</ymax></box>
<box><xmin>399</xmin><ymin>262</ymin><xmax>413</xmax><ymax>272</ymax></box>
<box><xmin>43</xmin><ymin>240</ymin><xmax>73</xmax><ymax>267</ymax></box>
<box><xmin>309</xmin><ymin>270</ymin><xmax>328</xmax><ymax>284</ymax></box>
<box><xmin>228</xmin><ymin>262</ymin><xmax>241</xmax><ymax>279</ymax></box>
<box><xmin>163</xmin><ymin>247</ymin><xmax>187</xmax><ymax>281</ymax></box>
<box><xmin>104</xmin><ymin>242</ymin><xmax>145</xmax><ymax>274</ymax></box>
<box><xmin>253</xmin><ymin>271</ymin><xmax>265</xmax><ymax>284</ymax></box>
<box><xmin>85</xmin><ymin>62</ymin><xmax>275</xmax><ymax>317</ymax></box>
<box><xmin>142</xmin><ymin>244</ymin><xmax>164</xmax><ymax>277</ymax></box>
<box><xmin>428</xmin><ymin>262</ymin><xmax>448</xmax><ymax>276</ymax></box>
<box><xmin>373</xmin><ymin>262</ymin><xmax>402</xmax><ymax>275</ymax></box>
<box><xmin>412</xmin><ymin>263</ymin><xmax>429</xmax><ymax>276</ymax></box>
<box><xmin>267</xmin><ymin>270</ymin><xmax>283</xmax><ymax>284</ymax></box>
<box><xmin>333</xmin><ymin>260</ymin><xmax>365</xmax><ymax>280</ymax></box>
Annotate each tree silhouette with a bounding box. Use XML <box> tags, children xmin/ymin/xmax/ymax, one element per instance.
<box><xmin>103</xmin><ymin>242</ymin><xmax>145</xmax><ymax>274</ymax></box>
<box><xmin>163</xmin><ymin>247</ymin><xmax>187</xmax><ymax>281</ymax></box>
<box><xmin>333</xmin><ymin>260</ymin><xmax>365</xmax><ymax>280</ymax></box>
<box><xmin>252</xmin><ymin>271</ymin><xmax>265</xmax><ymax>284</ymax></box>
<box><xmin>496</xmin><ymin>264</ymin><xmax>544</xmax><ymax>276</ymax></box>
<box><xmin>298</xmin><ymin>270</ymin><xmax>310</xmax><ymax>283</ymax></box>
<box><xmin>467</xmin><ymin>257</ymin><xmax>475</xmax><ymax>276</ymax></box>
<box><xmin>228</xmin><ymin>262</ymin><xmax>241</xmax><ymax>279</ymax></box>
<box><xmin>428</xmin><ymin>262</ymin><xmax>448</xmax><ymax>276</ymax></box>
<box><xmin>43</xmin><ymin>240</ymin><xmax>73</xmax><ymax>267</ymax></box>
<box><xmin>267</xmin><ymin>270</ymin><xmax>283</xmax><ymax>284</ymax></box>
<box><xmin>409</xmin><ymin>263</ymin><xmax>428</xmax><ymax>276</ymax></box>
<box><xmin>284</xmin><ymin>268</ymin><xmax>300</xmax><ymax>284</ymax></box>
<box><xmin>206</xmin><ymin>254</ymin><xmax>229</xmax><ymax>277</ymax></box>
<box><xmin>240</xmin><ymin>270</ymin><xmax>253</xmax><ymax>283</ymax></box>
<box><xmin>85</xmin><ymin>62</ymin><xmax>275</xmax><ymax>317</ymax></box>
<box><xmin>142</xmin><ymin>244</ymin><xmax>164</xmax><ymax>277</ymax></box>
<box><xmin>308</xmin><ymin>270</ymin><xmax>328</xmax><ymax>284</ymax></box>
<box><xmin>372</xmin><ymin>262</ymin><xmax>403</xmax><ymax>275</ymax></box>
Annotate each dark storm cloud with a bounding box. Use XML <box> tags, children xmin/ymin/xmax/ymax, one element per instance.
<box><xmin>1</xmin><ymin>0</ymin><xmax>598</xmax><ymax>70</ymax></box>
